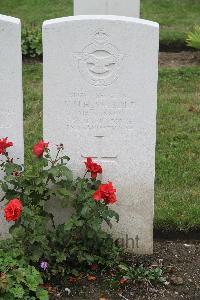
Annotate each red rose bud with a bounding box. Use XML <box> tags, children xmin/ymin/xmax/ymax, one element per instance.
<box><xmin>85</xmin><ymin>157</ymin><xmax>102</xmax><ymax>179</ymax></box>
<box><xmin>4</xmin><ymin>198</ymin><xmax>22</xmax><ymax>222</ymax></box>
<box><xmin>33</xmin><ymin>140</ymin><xmax>49</xmax><ymax>157</ymax></box>
<box><xmin>93</xmin><ymin>182</ymin><xmax>116</xmax><ymax>204</ymax></box>
<box><xmin>0</xmin><ymin>137</ymin><xmax>13</xmax><ymax>154</ymax></box>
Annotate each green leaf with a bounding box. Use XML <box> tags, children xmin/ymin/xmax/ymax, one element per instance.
<box><xmin>62</xmin><ymin>155</ymin><xmax>70</xmax><ymax>161</ymax></box>
<box><xmin>75</xmin><ymin>219</ymin><xmax>84</xmax><ymax>227</ymax></box>
<box><xmin>48</xmin><ymin>165</ymin><xmax>73</xmax><ymax>181</ymax></box>
<box><xmin>108</xmin><ymin>210</ymin><xmax>119</xmax><ymax>222</ymax></box>
<box><xmin>64</xmin><ymin>221</ymin><xmax>74</xmax><ymax>231</ymax></box>
<box><xmin>81</xmin><ymin>205</ymin><xmax>91</xmax><ymax>216</ymax></box>
<box><xmin>36</xmin><ymin>288</ymin><xmax>49</xmax><ymax>300</ymax></box>
<box><xmin>187</xmin><ymin>26</ymin><xmax>200</xmax><ymax>49</ymax></box>
<box><xmin>83</xmin><ymin>254</ymin><xmax>94</xmax><ymax>263</ymax></box>
<box><xmin>1</xmin><ymin>182</ymin><xmax>8</xmax><ymax>192</ymax></box>
<box><xmin>9</xmin><ymin>285</ymin><xmax>24</xmax><ymax>299</ymax></box>
<box><xmin>25</xmin><ymin>266</ymin><xmax>43</xmax><ymax>291</ymax></box>
<box><xmin>118</xmin><ymin>264</ymin><xmax>129</xmax><ymax>271</ymax></box>
<box><xmin>56</xmin><ymin>252</ymin><xmax>66</xmax><ymax>263</ymax></box>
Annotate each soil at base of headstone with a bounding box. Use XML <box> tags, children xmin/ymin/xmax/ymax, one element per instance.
<box><xmin>159</xmin><ymin>51</ymin><xmax>200</xmax><ymax>67</ymax></box>
<box><xmin>49</xmin><ymin>240</ymin><xmax>200</xmax><ymax>300</ymax></box>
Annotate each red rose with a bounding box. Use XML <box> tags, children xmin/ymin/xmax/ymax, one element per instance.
<box><xmin>85</xmin><ymin>157</ymin><xmax>102</xmax><ymax>179</ymax></box>
<box><xmin>0</xmin><ymin>137</ymin><xmax>13</xmax><ymax>154</ymax></box>
<box><xmin>33</xmin><ymin>140</ymin><xmax>49</xmax><ymax>157</ymax></box>
<box><xmin>93</xmin><ymin>182</ymin><xmax>116</xmax><ymax>204</ymax></box>
<box><xmin>4</xmin><ymin>199</ymin><xmax>22</xmax><ymax>222</ymax></box>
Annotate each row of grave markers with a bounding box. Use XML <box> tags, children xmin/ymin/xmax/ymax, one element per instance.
<box><xmin>0</xmin><ymin>4</ymin><xmax>159</xmax><ymax>254</ymax></box>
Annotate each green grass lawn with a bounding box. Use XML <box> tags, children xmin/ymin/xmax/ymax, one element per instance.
<box><xmin>141</xmin><ymin>0</ymin><xmax>200</xmax><ymax>47</ymax></box>
<box><xmin>23</xmin><ymin>63</ymin><xmax>200</xmax><ymax>232</ymax></box>
<box><xmin>0</xmin><ymin>0</ymin><xmax>200</xmax><ymax>47</ymax></box>
<box><xmin>156</xmin><ymin>67</ymin><xmax>200</xmax><ymax>231</ymax></box>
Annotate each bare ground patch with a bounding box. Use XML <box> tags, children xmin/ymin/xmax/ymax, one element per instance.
<box><xmin>49</xmin><ymin>240</ymin><xmax>200</xmax><ymax>300</ymax></box>
<box><xmin>159</xmin><ymin>51</ymin><xmax>200</xmax><ymax>67</ymax></box>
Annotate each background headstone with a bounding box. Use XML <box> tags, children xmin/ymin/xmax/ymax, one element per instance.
<box><xmin>43</xmin><ymin>15</ymin><xmax>159</xmax><ymax>254</ymax></box>
<box><xmin>74</xmin><ymin>0</ymin><xmax>140</xmax><ymax>18</ymax></box>
<box><xmin>0</xmin><ymin>15</ymin><xmax>24</xmax><ymax>238</ymax></box>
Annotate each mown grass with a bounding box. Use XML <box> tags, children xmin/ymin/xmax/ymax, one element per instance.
<box><xmin>141</xmin><ymin>0</ymin><xmax>200</xmax><ymax>48</ymax></box>
<box><xmin>0</xmin><ymin>0</ymin><xmax>73</xmax><ymax>27</ymax></box>
<box><xmin>0</xmin><ymin>0</ymin><xmax>200</xmax><ymax>47</ymax></box>
<box><xmin>23</xmin><ymin>63</ymin><xmax>42</xmax><ymax>161</ymax></box>
<box><xmin>23</xmin><ymin>63</ymin><xmax>200</xmax><ymax>231</ymax></box>
<box><xmin>156</xmin><ymin>67</ymin><xmax>200</xmax><ymax>231</ymax></box>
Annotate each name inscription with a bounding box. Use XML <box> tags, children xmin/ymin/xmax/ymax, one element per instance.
<box><xmin>65</xmin><ymin>92</ymin><xmax>136</xmax><ymax>130</ymax></box>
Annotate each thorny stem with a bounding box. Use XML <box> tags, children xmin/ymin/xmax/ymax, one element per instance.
<box><xmin>45</xmin><ymin>148</ymin><xmax>62</xmax><ymax>186</ymax></box>
<box><xmin>4</xmin><ymin>152</ymin><xmax>11</xmax><ymax>163</ymax></box>
<box><xmin>49</xmin><ymin>213</ymin><xmax>56</xmax><ymax>229</ymax></box>
<box><xmin>83</xmin><ymin>171</ymin><xmax>88</xmax><ymax>179</ymax></box>
<box><xmin>44</xmin><ymin>147</ymin><xmax>62</xmax><ymax>229</ymax></box>
<box><xmin>53</xmin><ymin>147</ymin><xmax>62</xmax><ymax>166</ymax></box>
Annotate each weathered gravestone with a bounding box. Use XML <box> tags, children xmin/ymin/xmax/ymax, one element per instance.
<box><xmin>0</xmin><ymin>15</ymin><xmax>24</xmax><ymax>238</ymax></box>
<box><xmin>43</xmin><ymin>15</ymin><xmax>159</xmax><ymax>254</ymax></box>
<box><xmin>74</xmin><ymin>0</ymin><xmax>140</xmax><ymax>18</ymax></box>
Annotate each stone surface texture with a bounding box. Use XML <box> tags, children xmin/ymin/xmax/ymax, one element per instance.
<box><xmin>43</xmin><ymin>15</ymin><xmax>159</xmax><ymax>254</ymax></box>
<box><xmin>0</xmin><ymin>15</ymin><xmax>24</xmax><ymax>238</ymax></box>
<box><xmin>74</xmin><ymin>0</ymin><xmax>140</xmax><ymax>18</ymax></box>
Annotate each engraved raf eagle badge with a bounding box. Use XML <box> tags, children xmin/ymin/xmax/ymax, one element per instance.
<box><xmin>75</xmin><ymin>30</ymin><xmax>124</xmax><ymax>86</ymax></box>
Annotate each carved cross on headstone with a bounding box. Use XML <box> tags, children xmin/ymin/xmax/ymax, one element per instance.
<box><xmin>81</xmin><ymin>135</ymin><xmax>118</xmax><ymax>164</ymax></box>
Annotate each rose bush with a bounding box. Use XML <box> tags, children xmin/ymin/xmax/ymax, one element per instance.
<box><xmin>0</xmin><ymin>137</ymin><xmax>164</xmax><ymax>299</ymax></box>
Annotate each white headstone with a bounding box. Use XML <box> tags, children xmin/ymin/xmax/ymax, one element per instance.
<box><xmin>74</xmin><ymin>0</ymin><xmax>140</xmax><ymax>18</ymax></box>
<box><xmin>43</xmin><ymin>16</ymin><xmax>159</xmax><ymax>254</ymax></box>
<box><xmin>0</xmin><ymin>15</ymin><xmax>24</xmax><ymax>238</ymax></box>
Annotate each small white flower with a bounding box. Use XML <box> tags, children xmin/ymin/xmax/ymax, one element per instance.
<box><xmin>64</xmin><ymin>287</ymin><xmax>71</xmax><ymax>295</ymax></box>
